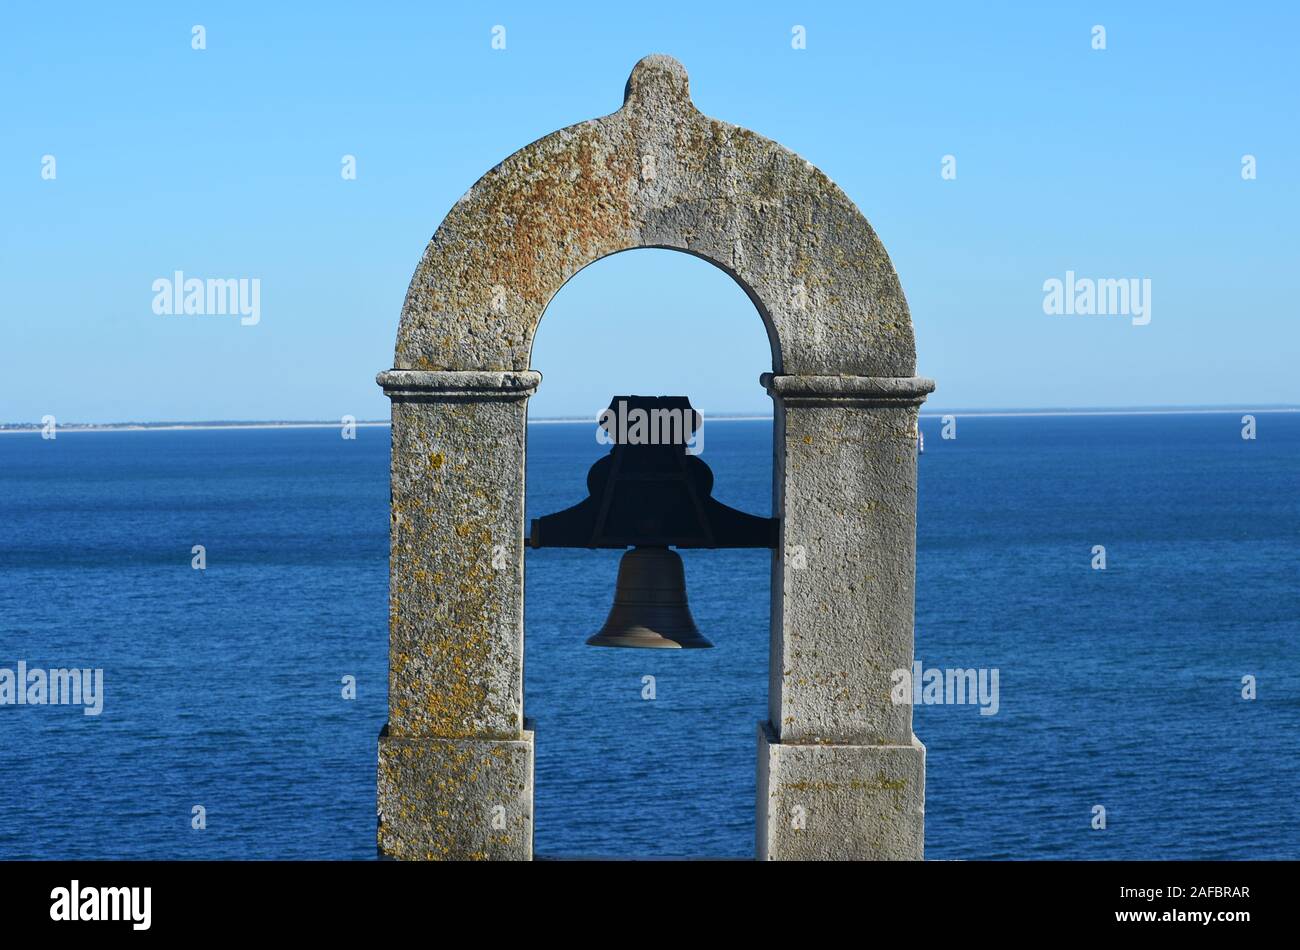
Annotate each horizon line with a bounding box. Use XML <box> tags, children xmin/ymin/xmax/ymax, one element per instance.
<box><xmin>1</xmin><ymin>404</ymin><xmax>1298</xmax><ymax>433</ymax></box>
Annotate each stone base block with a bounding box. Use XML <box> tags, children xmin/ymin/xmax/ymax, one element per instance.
<box><xmin>756</xmin><ymin>721</ymin><xmax>924</xmax><ymax>860</ymax></box>
<box><xmin>377</xmin><ymin>725</ymin><xmax>534</xmax><ymax>860</ymax></box>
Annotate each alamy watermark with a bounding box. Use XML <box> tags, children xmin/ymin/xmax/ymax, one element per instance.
<box><xmin>596</xmin><ymin>399</ymin><xmax>704</xmax><ymax>455</ymax></box>
<box><xmin>891</xmin><ymin>660</ymin><xmax>1000</xmax><ymax>716</ymax></box>
<box><xmin>152</xmin><ymin>271</ymin><xmax>260</xmax><ymax>326</ymax></box>
<box><xmin>1</xmin><ymin>661</ymin><xmax>103</xmax><ymax>715</ymax></box>
<box><xmin>1042</xmin><ymin>271</ymin><xmax>1151</xmax><ymax>326</ymax></box>
<box><xmin>50</xmin><ymin>880</ymin><xmax>150</xmax><ymax>930</ymax></box>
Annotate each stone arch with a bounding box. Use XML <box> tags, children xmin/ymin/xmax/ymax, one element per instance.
<box><xmin>525</xmin><ymin>245</ymin><xmax>778</xmax><ymax>402</ymax></box>
<box><xmin>394</xmin><ymin>54</ymin><xmax>916</xmax><ymax>378</ymax></box>
<box><xmin>525</xmin><ymin>245</ymin><xmax>781</xmax><ymax>373</ymax></box>
<box><xmin>377</xmin><ymin>55</ymin><xmax>934</xmax><ymax>862</ymax></box>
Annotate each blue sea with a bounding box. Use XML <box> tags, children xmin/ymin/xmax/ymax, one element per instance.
<box><xmin>1</xmin><ymin>412</ymin><xmax>1296</xmax><ymax>859</ymax></box>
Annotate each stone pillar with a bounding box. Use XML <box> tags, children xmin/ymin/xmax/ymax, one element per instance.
<box><xmin>757</xmin><ymin>373</ymin><xmax>934</xmax><ymax>860</ymax></box>
<box><xmin>375</xmin><ymin>369</ymin><xmax>539</xmax><ymax>860</ymax></box>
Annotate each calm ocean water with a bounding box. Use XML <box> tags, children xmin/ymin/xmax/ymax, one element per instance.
<box><xmin>1</xmin><ymin>413</ymin><xmax>1296</xmax><ymax>859</ymax></box>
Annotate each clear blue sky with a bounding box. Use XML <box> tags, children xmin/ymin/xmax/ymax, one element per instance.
<box><xmin>2</xmin><ymin>2</ymin><xmax>1296</xmax><ymax>422</ymax></box>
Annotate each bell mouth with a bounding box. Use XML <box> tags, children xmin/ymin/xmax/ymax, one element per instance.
<box><xmin>586</xmin><ymin>546</ymin><xmax>713</xmax><ymax>649</ymax></box>
<box><xmin>586</xmin><ymin>619</ymin><xmax>713</xmax><ymax>649</ymax></box>
<box><xmin>585</xmin><ymin>630</ymin><xmax>711</xmax><ymax>649</ymax></box>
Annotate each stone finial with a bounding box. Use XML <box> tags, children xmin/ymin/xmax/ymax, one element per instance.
<box><xmin>622</xmin><ymin>54</ymin><xmax>693</xmax><ymax>110</ymax></box>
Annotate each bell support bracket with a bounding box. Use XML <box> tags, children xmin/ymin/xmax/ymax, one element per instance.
<box><xmin>529</xmin><ymin>395</ymin><xmax>778</xmax><ymax>551</ymax></box>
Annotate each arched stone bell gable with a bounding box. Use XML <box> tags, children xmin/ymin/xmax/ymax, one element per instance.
<box><xmin>395</xmin><ymin>54</ymin><xmax>915</xmax><ymax>377</ymax></box>
<box><xmin>377</xmin><ymin>55</ymin><xmax>934</xmax><ymax>861</ymax></box>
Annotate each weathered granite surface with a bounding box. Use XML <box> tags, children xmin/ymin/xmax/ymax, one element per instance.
<box><xmin>381</xmin><ymin>372</ymin><xmax>537</xmax><ymax>740</ymax></box>
<box><xmin>757</xmin><ymin>722</ymin><xmax>925</xmax><ymax>860</ymax></box>
<box><xmin>394</xmin><ymin>54</ymin><xmax>917</xmax><ymax>379</ymax></box>
<box><xmin>378</xmin><ymin>727</ymin><xmax>534</xmax><ymax>861</ymax></box>
<box><xmin>766</xmin><ymin>373</ymin><xmax>934</xmax><ymax>746</ymax></box>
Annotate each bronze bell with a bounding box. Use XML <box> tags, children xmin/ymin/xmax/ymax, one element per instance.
<box><xmin>587</xmin><ymin>546</ymin><xmax>712</xmax><ymax>649</ymax></box>
<box><xmin>530</xmin><ymin>396</ymin><xmax>778</xmax><ymax>650</ymax></box>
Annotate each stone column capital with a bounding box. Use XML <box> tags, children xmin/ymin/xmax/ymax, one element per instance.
<box><xmin>760</xmin><ymin>373</ymin><xmax>936</xmax><ymax>408</ymax></box>
<box><xmin>377</xmin><ymin>369</ymin><xmax>542</xmax><ymax>401</ymax></box>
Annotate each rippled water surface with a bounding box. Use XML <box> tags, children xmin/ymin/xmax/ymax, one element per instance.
<box><xmin>1</xmin><ymin>413</ymin><xmax>1296</xmax><ymax>858</ymax></box>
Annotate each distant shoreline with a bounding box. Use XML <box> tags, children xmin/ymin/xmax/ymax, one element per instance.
<box><xmin>0</xmin><ymin>422</ymin><xmax>392</xmax><ymax>434</ymax></box>
<box><xmin>1</xmin><ymin>406</ymin><xmax>1297</xmax><ymax>434</ymax></box>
